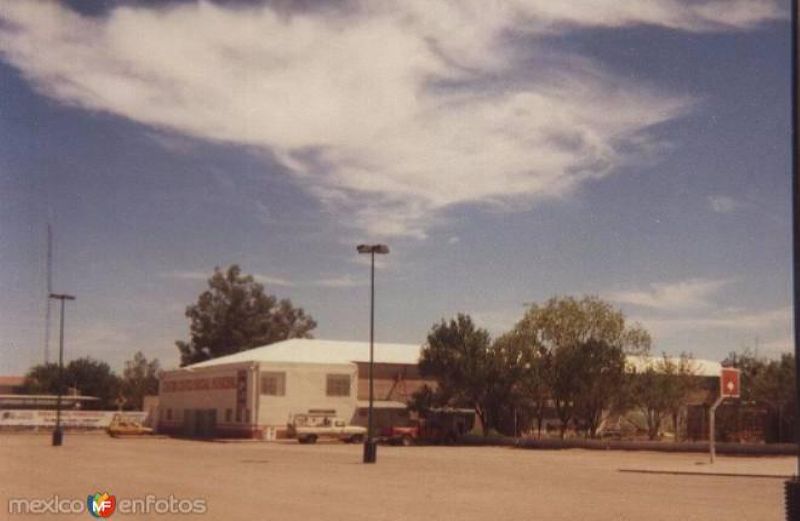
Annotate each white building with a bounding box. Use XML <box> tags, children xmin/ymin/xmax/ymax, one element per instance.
<box><xmin>157</xmin><ymin>339</ymin><xmax>426</xmax><ymax>439</ymax></box>
<box><xmin>157</xmin><ymin>338</ymin><xmax>723</xmax><ymax>439</ymax></box>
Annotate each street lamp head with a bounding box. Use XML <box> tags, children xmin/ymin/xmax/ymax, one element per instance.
<box><xmin>49</xmin><ymin>294</ymin><xmax>76</xmax><ymax>301</ymax></box>
<box><xmin>357</xmin><ymin>244</ymin><xmax>389</xmax><ymax>255</ymax></box>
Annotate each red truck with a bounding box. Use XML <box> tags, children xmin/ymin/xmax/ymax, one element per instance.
<box><xmin>380</xmin><ymin>408</ymin><xmax>475</xmax><ymax>446</ymax></box>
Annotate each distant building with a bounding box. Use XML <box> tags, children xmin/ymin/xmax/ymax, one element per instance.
<box><xmin>0</xmin><ymin>376</ymin><xmax>24</xmax><ymax>395</ymax></box>
<box><xmin>158</xmin><ymin>339</ymin><xmax>428</xmax><ymax>438</ymax></box>
<box><xmin>158</xmin><ymin>339</ymin><xmax>723</xmax><ymax>439</ymax></box>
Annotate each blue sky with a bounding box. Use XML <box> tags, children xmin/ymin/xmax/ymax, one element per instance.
<box><xmin>0</xmin><ymin>0</ymin><xmax>792</xmax><ymax>374</ymax></box>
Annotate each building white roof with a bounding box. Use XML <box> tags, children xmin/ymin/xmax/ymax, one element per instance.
<box><xmin>184</xmin><ymin>338</ymin><xmax>722</xmax><ymax>377</ymax></box>
<box><xmin>186</xmin><ymin>338</ymin><xmax>422</xmax><ymax>369</ymax></box>
<box><xmin>626</xmin><ymin>355</ymin><xmax>721</xmax><ymax>377</ymax></box>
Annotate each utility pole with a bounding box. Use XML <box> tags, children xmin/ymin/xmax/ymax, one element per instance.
<box><xmin>44</xmin><ymin>224</ymin><xmax>52</xmax><ymax>364</ymax></box>
<box><xmin>786</xmin><ymin>3</ymin><xmax>799</xmax><ymax>517</ymax></box>
<box><xmin>49</xmin><ymin>293</ymin><xmax>75</xmax><ymax>447</ymax></box>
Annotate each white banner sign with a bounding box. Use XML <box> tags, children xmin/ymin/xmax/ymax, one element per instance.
<box><xmin>0</xmin><ymin>410</ymin><xmax>147</xmax><ymax>428</ymax></box>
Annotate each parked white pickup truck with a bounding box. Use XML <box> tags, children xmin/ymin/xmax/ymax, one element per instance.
<box><xmin>287</xmin><ymin>414</ymin><xmax>366</xmax><ymax>444</ymax></box>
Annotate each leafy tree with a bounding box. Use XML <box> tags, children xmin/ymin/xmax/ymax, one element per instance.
<box><xmin>735</xmin><ymin>350</ymin><xmax>796</xmax><ymax>441</ymax></box>
<box><xmin>21</xmin><ymin>363</ymin><xmax>64</xmax><ymax>394</ymax></box>
<box><xmin>407</xmin><ymin>383</ymin><xmax>441</xmax><ymax>414</ymax></box>
<box><xmin>571</xmin><ymin>339</ymin><xmax>627</xmax><ymax>438</ymax></box>
<box><xmin>484</xmin><ymin>334</ymin><xmax>536</xmax><ymax>436</ymax></box>
<box><xmin>121</xmin><ymin>351</ymin><xmax>161</xmax><ymax>410</ymax></box>
<box><xmin>22</xmin><ymin>357</ymin><xmax>120</xmax><ymax>409</ymax></box>
<box><xmin>510</xmin><ymin>295</ymin><xmax>650</xmax><ymax>438</ymax></box>
<box><xmin>65</xmin><ymin>358</ymin><xmax>120</xmax><ymax>409</ymax></box>
<box><xmin>513</xmin><ymin>296</ymin><xmax>651</xmax><ymax>356</ymax></box>
<box><xmin>522</xmin><ymin>346</ymin><xmax>551</xmax><ymax>439</ymax></box>
<box><xmin>417</xmin><ymin>314</ymin><xmax>494</xmax><ymax>435</ymax></box>
<box><xmin>176</xmin><ymin>265</ymin><xmax>317</xmax><ymax>365</ymax></box>
<box><xmin>491</xmin><ymin>330</ymin><xmax>552</xmax><ymax>438</ymax></box>
<box><xmin>629</xmin><ymin>353</ymin><xmax>697</xmax><ymax>440</ymax></box>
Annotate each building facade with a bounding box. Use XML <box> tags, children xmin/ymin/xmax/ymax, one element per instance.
<box><xmin>157</xmin><ymin>338</ymin><xmax>723</xmax><ymax>439</ymax></box>
<box><xmin>158</xmin><ymin>339</ymin><xmax>421</xmax><ymax>438</ymax></box>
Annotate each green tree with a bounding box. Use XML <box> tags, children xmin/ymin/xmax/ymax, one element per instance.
<box><xmin>65</xmin><ymin>358</ymin><xmax>120</xmax><ymax>409</ymax></box>
<box><xmin>629</xmin><ymin>353</ymin><xmax>697</xmax><ymax>440</ymax></box>
<box><xmin>484</xmin><ymin>334</ymin><xmax>536</xmax><ymax>436</ymax></box>
<box><xmin>493</xmin><ymin>330</ymin><xmax>551</xmax><ymax>438</ymax></box>
<box><xmin>571</xmin><ymin>339</ymin><xmax>627</xmax><ymax>438</ymax></box>
<box><xmin>417</xmin><ymin>314</ymin><xmax>494</xmax><ymax>435</ymax></box>
<box><xmin>510</xmin><ymin>295</ymin><xmax>650</xmax><ymax>438</ymax></box>
<box><xmin>21</xmin><ymin>363</ymin><xmax>63</xmax><ymax>394</ymax></box>
<box><xmin>177</xmin><ymin>265</ymin><xmax>317</xmax><ymax>365</ymax></box>
<box><xmin>23</xmin><ymin>358</ymin><xmax>120</xmax><ymax>409</ymax></box>
<box><xmin>121</xmin><ymin>351</ymin><xmax>161</xmax><ymax>410</ymax></box>
<box><xmin>735</xmin><ymin>350</ymin><xmax>796</xmax><ymax>441</ymax></box>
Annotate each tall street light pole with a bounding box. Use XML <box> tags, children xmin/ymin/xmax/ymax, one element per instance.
<box><xmin>357</xmin><ymin>243</ymin><xmax>389</xmax><ymax>464</ymax></box>
<box><xmin>787</xmin><ymin>1</ymin><xmax>799</xmax><ymax>518</ymax></box>
<box><xmin>49</xmin><ymin>293</ymin><xmax>75</xmax><ymax>447</ymax></box>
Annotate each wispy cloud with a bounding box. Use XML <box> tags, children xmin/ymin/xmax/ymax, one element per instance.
<box><xmin>252</xmin><ymin>274</ymin><xmax>295</xmax><ymax>288</ymax></box>
<box><xmin>633</xmin><ymin>306</ymin><xmax>791</xmax><ymax>333</ymax></box>
<box><xmin>708</xmin><ymin>195</ymin><xmax>738</xmax><ymax>214</ymax></box>
<box><xmin>607</xmin><ymin>277</ymin><xmax>792</xmax><ymax>355</ymax></box>
<box><xmin>608</xmin><ymin>278</ymin><xmax>731</xmax><ymax>311</ymax></box>
<box><xmin>313</xmin><ymin>275</ymin><xmax>366</xmax><ymax>288</ymax></box>
<box><xmin>161</xmin><ymin>269</ymin><xmax>375</xmax><ymax>289</ymax></box>
<box><xmin>0</xmin><ymin>1</ymin><xmax>782</xmax><ymax>237</ymax></box>
<box><xmin>471</xmin><ymin>308</ymin><xmax>524</xmax><ymax>336</ymax></box>
<box><xmin>160</xmin><ymin>270</ymin><xmax>295</xmax><ymax>287</ymax></box>
<box><xmin>632</xmin><ymin>306</ymin><xmax>793</xmax><ymax>355</ymax></box>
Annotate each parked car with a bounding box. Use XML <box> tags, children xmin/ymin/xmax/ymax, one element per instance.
<box><xmin>106</xmin><ymin>413</ymin><xmax>153</xmax><ymax>437</ymax></box>
<box><xmin>287</xmin><ymin>413</ymin><xmax>366</xmax><ymax>444</ymax></box>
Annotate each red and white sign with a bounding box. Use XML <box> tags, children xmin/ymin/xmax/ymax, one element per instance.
<box><xmin>720</xmin><ymin>367</ymin><xmax>741</xmax><ymax>398</ymax></box>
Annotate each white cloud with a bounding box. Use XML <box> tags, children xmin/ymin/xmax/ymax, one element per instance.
<box><xmin>634</xmin><ymin>306</ymin><xmax>791</xmax><ymax>333</ymax></box>
<box><xmin>708</xmin><ymin>195</ymin><xmax>738</xmax><ymax>214</ymax></box>
<box><xmin>471</xmin><ymin>308</ymin><xmax>524</xmax><ymax>336</ymax></box>
<box><xmin>631</xmin><ymin>306</ymin><xmax>793</xmax><ymax>355</ymax></box>
<box><xmin>161</xmin><ymin>270</ymin><xmax>294</xmax><ymax>287</ymax></box>
<box><xmin>608</xmin><ymin>278</ymin><xmax>731</xmax><ymax>311</ymax></box>
<box><xmin>313</xmin><ymin>275</ymin><xmax>366</xmax><ymax>288</ymax></box>
<box><xmin>252</xmin><ymin>273</ymin><xmax>295</xmax><ymax>288</ymax></box>
<box><xmin>511</xmin><ymin>0</ymin><xmax>784</xmax><ymax>33</ymax></box>
<box><xmin>0</xmin><ymin>1</ymin><xmax>783</xmax><ymax>236</ymax></box>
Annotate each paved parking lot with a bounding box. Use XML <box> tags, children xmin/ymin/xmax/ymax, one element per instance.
<box><xmin>0</xmin><ymin>433</ymin><xmax>792</xmax><ymax>520</ymax></box>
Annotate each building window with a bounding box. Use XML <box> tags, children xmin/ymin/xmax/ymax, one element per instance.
<box><xmin>236</xmin><ymin>408</ymin><xmax>242</xmax><ymax>423</ymax></box>
<box><xmin>245</xmin><ymin>408</ymin><xmax>251</xmax><ymax>423</ymax></box>
<box><xmin>326</xmin><ymin>374</ymin><xmax>351</xmax><ymax>397</ymax></box>
<box><xmin>261</xmin><ymin>372</ymin><xmax>286</xmax><ymax>396</ymax></box>
<box><xmin>166</xmin><ymin>408</ymin><xmax>172</xmax><ymax>421</ymax></box>
<box><xmin>225</xmin><ymin>409</ymin><xmax>233</xmax><ymax>423</ymax></box>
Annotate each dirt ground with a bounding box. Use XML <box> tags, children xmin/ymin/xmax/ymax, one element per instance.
<box><xmin>0</xmin><ymin>433</ymin><xmax>793</xmax><ymax>520</ymax></box>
